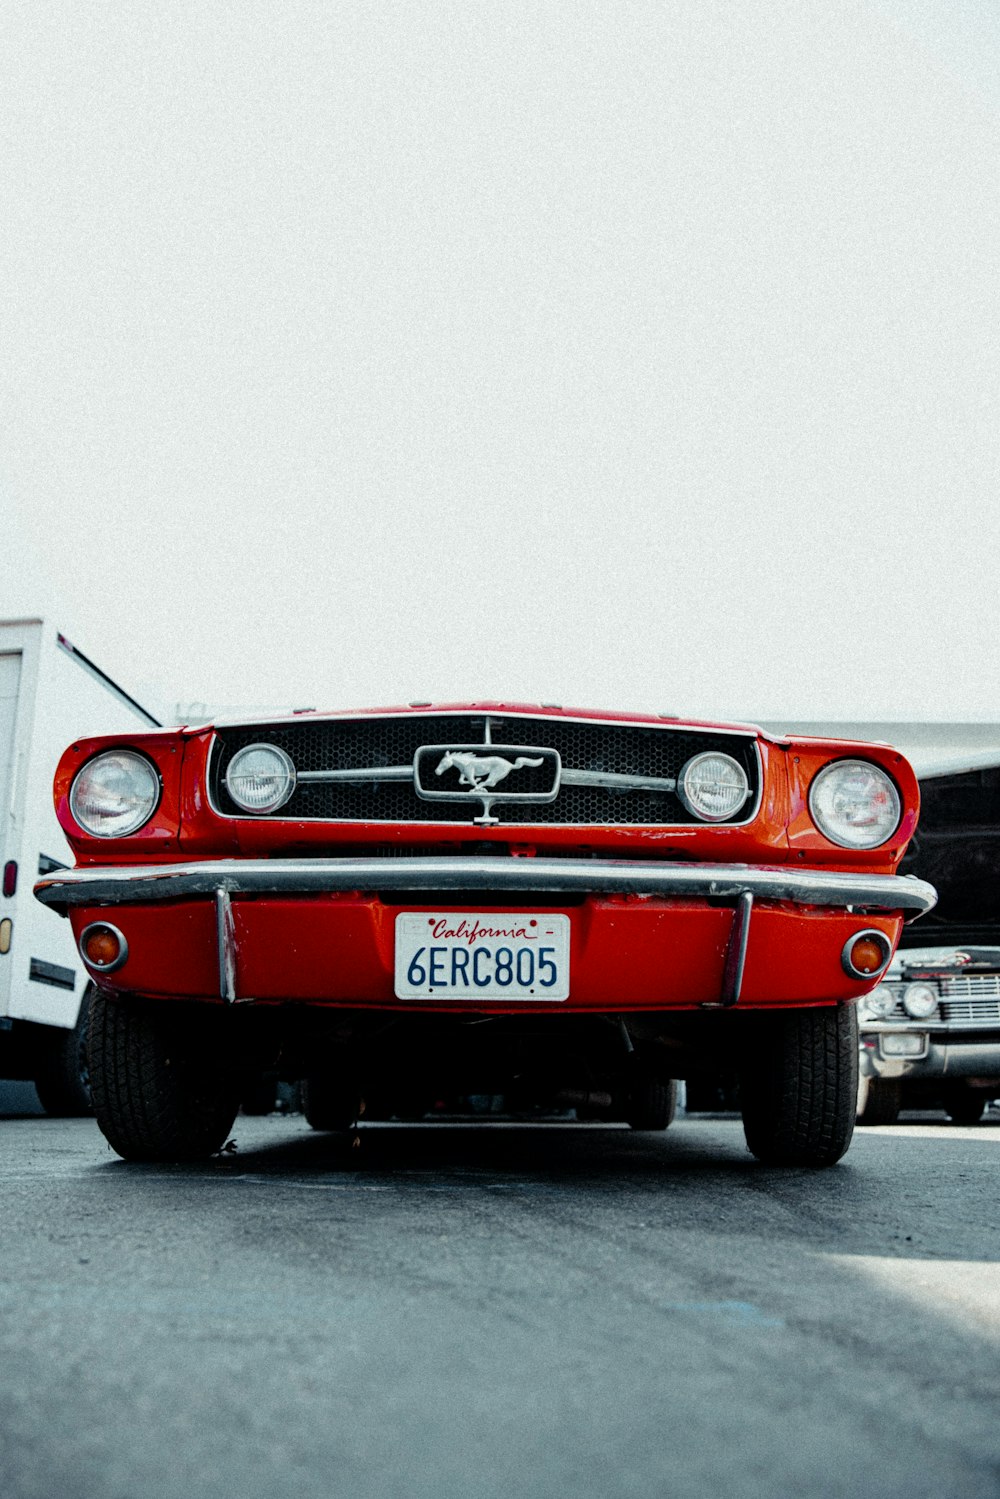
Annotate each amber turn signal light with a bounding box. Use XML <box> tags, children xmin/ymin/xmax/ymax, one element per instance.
<box><xmin>841</xmin><ymin>929</ymin><xmax>892</xmax><ymax>980</ymax></box>
<box><xmin>79</xmin><ymin>921</ymin><xmax>128</xmax><ymax>974</ymax></box>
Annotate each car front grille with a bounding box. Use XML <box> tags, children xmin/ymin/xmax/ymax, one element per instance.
<box><xmin>883</xmin><ymin>975</ymin><xmax>1000</xmax><ymax>1029</ymax></box>
<box><xmin>939</xmin><ymin>976</ymin><xmax>1000</xmax><ymax>1027</ymax></box>
<box><xmin>210</xmin><ymin>712</ymin><xmax>760</xmax><ymax>827</ymax></box>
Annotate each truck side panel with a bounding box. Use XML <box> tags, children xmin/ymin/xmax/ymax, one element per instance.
<box><xmin>1</xmin><ymin>620</ymin><xmax>158</xmax><ymax>1030</ymax></box>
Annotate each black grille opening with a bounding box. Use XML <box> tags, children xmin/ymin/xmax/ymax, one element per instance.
<box><xmin>211</xmin><ymin>713</ymin><xmax>760</xmax><ymax>828</ymax></box>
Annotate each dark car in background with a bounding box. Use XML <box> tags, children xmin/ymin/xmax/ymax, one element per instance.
<box><xmin>857</xmin><ymin>946</ymin><xmax>1000</xmax><ymax>1124</ymax></box>
<box><xmin>858</xmin><ymin>754</ymin><xmax>1000</xmax><ymax>1125</ymax></box>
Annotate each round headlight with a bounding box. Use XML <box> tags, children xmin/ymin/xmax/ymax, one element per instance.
<box><xmin>70</xmin><ymin>751</ymin><xmax>160</xmax><ymax>838</ymax></box>
<box><xmin>902</xmin><ymin>981</ymin><xmax>939</xmax><ymax>1019</ymax></box>
<box><xmin>859</xmin><ymin>983</ymin><xmax>898</xmax><ymax>1020</ymax></box>
<box><xmin>225</xmin><ymin>743</ymin><xmax>296</xmax><ymax>813</ymax></box>
<box><xmin>808</xmin><ymin>760</ymin><xmax>901</xmax><ymax>850</ymax></box>
<box><xmin>677</xmin><ymin>752</ymin><xmax>750</xmax><ymax>822</ymax></box>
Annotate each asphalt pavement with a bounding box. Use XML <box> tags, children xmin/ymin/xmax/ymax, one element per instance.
<box><xmin>1</xmin><ymin>1107</ymin><xmax>998</xmax><ymax>1499</ymax></box>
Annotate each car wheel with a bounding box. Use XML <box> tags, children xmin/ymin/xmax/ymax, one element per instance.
<box><xmin>301</xmin><ymin>1074</ymin><xmax>361</xmax><ymax>1132</ymax></box>
<box><xmin>33</xmin><ymin>985</ymin><xmax>94</xmax><ymax>1118</ymax></box>
<box><xmin>739</xmin><ymin>1005</ymin><xmax>858</xmax><ymax>1167</ymax></box>
<box><xmin>88</xmin><ymin>990</ymin><xmax>240</xmax><ymax>1161</ymax></box>
<box><xmin>945</xmin><ymin>1089</ymin><xmax>986</xmax><ymax>1126</ymax></box>
<box><xmin>625</xmin><ymin>1078</ymin><xmax>677</xmax><ymax>1131</ymax></box>
<box><xmin>856</xmin><ymin>1077</ymin><xmax>902</xmax><ymax>1126</ymax></box>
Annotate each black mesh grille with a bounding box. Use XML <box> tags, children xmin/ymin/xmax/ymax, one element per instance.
<box><xmin>210</xmin><ymin>714</ymin><xmax>760</xmax><ymax>826</ymax></box>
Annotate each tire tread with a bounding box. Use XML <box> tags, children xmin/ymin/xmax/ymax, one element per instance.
<box><xmin>89</xmin><ymin>991</ymin><xmax>239</xmax><ymax>1161</ymax></box>
<box><xmin>740</xmin><ymin>1005</ymin><xmax>858</xmax><ymax>1167</ymax></box>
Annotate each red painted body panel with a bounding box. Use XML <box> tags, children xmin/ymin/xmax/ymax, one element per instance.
<box><xmin>56</xmin><ymin>730</ymin><xmax>186</xmax><ymax>856</ymax></box>
<box><xmin>66</xmin><ymin>894</ymin><xmax>902</xmax><ymax>1012</ymax></box>
<box><xmin>784</xmin><ymin>739</ymin><xmax>919</xmax><ymax>866</ymax></box>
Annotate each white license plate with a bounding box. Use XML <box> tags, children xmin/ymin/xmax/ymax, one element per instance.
<box><xmin>394</xmin><ymin>912</ymin><xmax>570</xmax><ymax>1001</ymax></box>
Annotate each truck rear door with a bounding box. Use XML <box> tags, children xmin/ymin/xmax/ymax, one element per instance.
<box><xmin>0</xmin><ymin>651</ymin><xmax>21</xmax><ymax>868</ymax></box>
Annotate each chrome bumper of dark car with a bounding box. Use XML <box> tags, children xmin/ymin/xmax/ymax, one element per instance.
<box><xmin>34</xmin><ymin>856</ymin><xmax>937</xmax><ymax>917</ymax></box>
<box><xmin>861</xmin><ymin>1034</ymin><xmax>1000</xmax><ymax>1082</ymax></box>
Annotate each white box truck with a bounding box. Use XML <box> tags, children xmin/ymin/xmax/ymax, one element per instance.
<box><xmin>0</xmin><ymin>619</ymin><xmax>159</xmax><ymax>1113</ymax></box>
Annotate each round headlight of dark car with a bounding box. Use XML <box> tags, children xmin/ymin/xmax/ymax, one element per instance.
<box><xmin>858</xmin><ymin>983</ymin><xmax>899</xmax><ymax>1021</ymax></box>
<box><xmin>677</xmin><ymin>752</ymin><xmax>750</xmax><ymax>822</ymax></box>
<box><xmin>70</xmin><ymin>751</ymin><xmax>160</xmax><ymax>838</ymax></box>
<box><xmin>902</xmin><ymin>981</ymin><xmax>939</xmax><ymax>1019</ymax></box>
<box><xmin>225</xmin><ymin>744</ymin><xmax>296</xmax><ymax>813</ymax></box>
<box><xmin>808</xmin><ymin>760</ymin><xmax>901</xmax><ymax>850</ymax></box>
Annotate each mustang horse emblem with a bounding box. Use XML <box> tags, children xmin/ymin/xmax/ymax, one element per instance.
<box><xmin>435</xmin><ymin>751</ymin><xmax>544</xmax><ymax>792</ymax></box>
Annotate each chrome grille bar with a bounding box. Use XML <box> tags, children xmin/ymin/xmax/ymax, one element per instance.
<box><xmin>562</xmin><ymin>769</ymin><xmax>677</xmax><ymax>793</ymax></box>
<box><xmin>296</xmin><ymin>765</ymin><xmax>677</xmax><ymax>792</ymax></box>
<box><xmin>942</xmin><ymin>975</ymin><xmax>1000</xmax><ymax>999</ymax></box>
<box><xmin>940</xmin><ymin>997</ymin><xmax>1000</xmax><ymax>1026</ymax></box>
<box><xmin>297</xmin><ymin>766</ymin><xmax>413</xmax><ymax>783</ymax></box>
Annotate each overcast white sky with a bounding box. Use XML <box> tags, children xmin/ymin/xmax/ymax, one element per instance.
<box><xmin>2</xmin><ymin>1</ymin><xmax>998</xmax><ymax>726</ymax></box>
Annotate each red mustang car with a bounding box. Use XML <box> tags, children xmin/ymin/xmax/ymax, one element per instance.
<box><xmin>33</xmin><ymin>703</ymin><xmax>935</xmax><ymax>1167</ymax></box>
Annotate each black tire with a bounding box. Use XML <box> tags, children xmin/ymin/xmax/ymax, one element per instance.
<box><xmin>625</xmin><ymin>1078</ymin><xmax>677</xmax><ymax>1131</ymax></box>
<box><xmin>856</xmin><ymin>1077</ymin><xmax>902</xmax><ymax>1127</ymax></box>
<box><xmin>301</xmin><ymin>1074</ymin><xmax>360</xmax><ymax>1132</ymax></box>
<box><xmin>33</xmin><ymin>986</ymin><xmax>94</xmax><ymax>1118</ymax></box>
<box><xmin>945</xmin><ymin>1089</ymin><xmax>986</xmax><ymax>1126</ymax></box>
<box><xmin>739</xmin><ymin>1005</ymin><xmax>858</xmax><ymax>1167</ymax></box>
<box><xmin>88</xmin><ymin>990</ymin><xmax>240</xmax><ymax>1162</ymax></box>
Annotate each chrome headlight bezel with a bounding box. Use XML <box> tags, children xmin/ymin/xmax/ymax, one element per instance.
<box><xmin>858</xmin><ymin>982</ymin><xmax>899</xmax><ymax>1021</ymax></box>
<box><xmin>902</xmin><ymin>981</ymin><xmax>939</xmax><ymax>1019</ymax></box>
<box><xmin>808</xmin><ymin>759</ymin><xmax>902</xmax><ymax>850</ymax></box>
<box><xmin>69</xmin><ymin>750</ymin><xmax>161</xmax><ymax>839</ymax></box>
<box><xmin>677</xmin><ymin>751</ymin><xmax>750</xmax><ymax>823</ymax></box>
<box><xmin>224</xmin><ymin>743</ymin><xmax>297</xmax><ymax>814</ymax></box>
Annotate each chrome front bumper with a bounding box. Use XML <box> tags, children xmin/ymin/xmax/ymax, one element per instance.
<box><xmin>34</xmin><ymin>856</ymin><xmax>937</xmax><ymax>916</ymax></box>
<box><xmin>861</xmin><ymin>1032</ymin><xmax>1000</xmax><ymax>1082</ymax></box>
